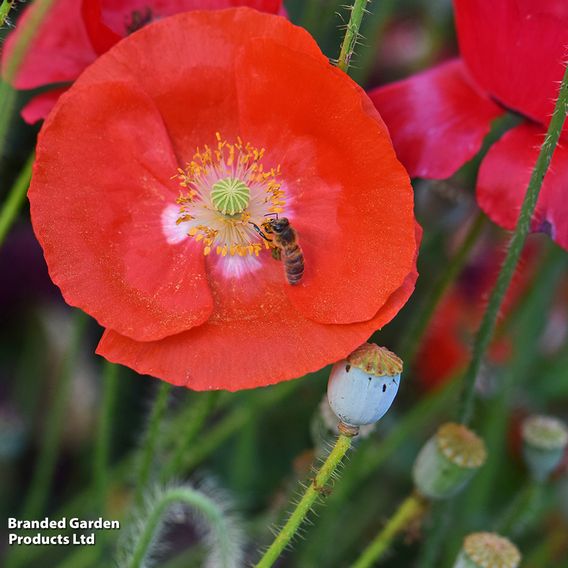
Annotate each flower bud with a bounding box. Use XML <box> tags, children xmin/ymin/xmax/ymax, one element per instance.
<box><xmin>522</xmin><ymin>415</ymin><xmax>568</xmax><ymax>481</ymax></box>
<box><xmin>327</xmin><ymin>343</ymin><xmax>402</xmax><ymax>431</ymax></box>
<box><xmin>413</xmin><ymin>422</ymin><xmax>486</xmax><ymax>499</ymax></box>
<box><xmin>453</xmin><ymin>532</ymin><xmax>520</xmax><ymax>568</ymax></box>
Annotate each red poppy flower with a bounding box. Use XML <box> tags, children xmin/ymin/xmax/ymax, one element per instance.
<box><xmin>369</xmin><ymin>0</ymin><xmax>568</xmax><ymax>251</ymax></box>
<box><xmin>2</xmin><ymin>0</ymin><xmax>284</xmax><ymax>123</ymax></box>
<box><xmin>29</xmin><ymin>9</ymin><xmax>418</xmax><ymax>391</ymax></box>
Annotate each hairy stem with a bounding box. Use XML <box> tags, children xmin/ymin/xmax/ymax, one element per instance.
<box><xmin>254</xmin><ymin>434</ymin><xmax>353</xmax><ymax>568</ymax></box>
<box><xmin>458</xmin><ymin>64</ymin><xmax>568</xmax><ymax>425</ymax></box>
<box><xmin>0</xmin><ymin>153</ymin><xmax>33</xmax><ymax>249</ymax></box>
<box><xmin>0</xmin><ymin>0</ymin><xmax>15</xmax><ymax>27</ymax></box>
<box><xmin>135</xmin><ymin>382</ymin><xmax>172</xmax><ymax>505</ymax></box>
<box><xmin>460</xmin><ymin>245</ymin><xmax>565</xmax><ymax>526</ymax></box>
<box><xmin>298</xmin><ymin>375</ymin><xmax>460</xmax><ymax>566</ymax></box>
<box><xmin>350</xmin><ymin>493</ymin><xmax>427</xmax><ymax>568</ymax></box>
<box><xmin>14</xmin><ymin>381</ymin><xmax>301</xmax><ymax>568</ymax></box>
<box><xmin>337</xmin><ymin>0</ymin><xmax>369</xmax><ymax>73</ymax></box>
<box><xmin>125</xmin><ymin>486</ymin><xmax>237</xmax><ymax>568</ymax></box>
<box><xmin>160</xmin><ymin>391</ymin><xmax>220</xmax><ymax>483</ymax></box>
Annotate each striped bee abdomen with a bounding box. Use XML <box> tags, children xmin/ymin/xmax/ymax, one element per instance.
<box><xmin>282</xmin><ymin>243</ymin><xmax>304</xmax><ymax>285</ymax></box>
<box><xmin>266</xmin><ymin>217</ymin><xmax>305</xmax><ymax>286</ymax></box>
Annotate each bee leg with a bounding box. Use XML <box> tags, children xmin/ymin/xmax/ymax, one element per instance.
<box><xmin>249</xmin><ymin>222</ymin><xmax>272</xmax><ymax>242</ymax></box>
<box><xmin>271</xmin><ymin>248</ymin><xmax>282</xmax><ymax>261</ymax></box>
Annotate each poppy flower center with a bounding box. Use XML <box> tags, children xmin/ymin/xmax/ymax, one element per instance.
<box><xmin>175</xmin><ymin>133</ymin><xmax>285</xmax><ymax>257</ymax></box>
<box><xmin>210</xmin><ymin>177</ymin><xmax>251</xmax><ymax>215</ymax></box>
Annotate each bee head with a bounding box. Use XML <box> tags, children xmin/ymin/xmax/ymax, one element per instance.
<box><xmin>268</xmin><ymin>217</ymin><xmax>289</xmax><ymax>234</ymax></box>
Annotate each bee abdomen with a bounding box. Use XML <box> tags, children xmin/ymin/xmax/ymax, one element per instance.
<box><xmin>283</xmin><ymin>244</ymin><xmax>304</xmax><ymax>285</ymax></box>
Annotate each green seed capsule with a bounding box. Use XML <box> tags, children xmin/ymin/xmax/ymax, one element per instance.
<box><xmin>522</xmin><ymin>415</ymin><xmax>568</xmax><ymax>481</ymax></box>
<box><xmin>453</xmin><ymin>532</ymin><xmax>520</xmax><ymax>568</ymax></box>
<box><xmin>413</xmin><ymin>422</ymin><xmax>486</xmax><ymax>500</ymax></box>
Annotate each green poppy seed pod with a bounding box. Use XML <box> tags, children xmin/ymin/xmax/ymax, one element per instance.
<box><xmin>413</xmin><ymin>422</ymin><xmax>487</xmax><ymax>500</ymax></box>
<box><xmin>453</xmin><ymin>532</ymin><xmax>521</xmax><ymax>568</ymax></box>
<box><xmin>327</xmin><ymin>343</ymin><xmax>402</xmax><ymax>433</ymax></box>
<box><xmin>522</xmin><ymin>415</ymin><xmax>568</xmax><ymax>481</ymax></box>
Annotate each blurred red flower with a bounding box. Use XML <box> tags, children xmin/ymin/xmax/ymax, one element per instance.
<box><xmin>417</xmin><ymin>233</ymin><xmax>540</xmax><ymax>390</ymax></box>
<box><xmin>369</xmin><ymin>0</ymin><xmax>568</xmax><ymax>251</ymax></box>
<box><xmin>29</xmin><ymin>9</ymin><xmax>418</xmax><ymax>391</ymax></box>
<box><xmin>1</xmin><ymin>0</ymin><xmax>284</xmax><ymax>123</ymax></box>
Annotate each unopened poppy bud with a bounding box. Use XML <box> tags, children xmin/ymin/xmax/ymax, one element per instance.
<box><xmin>413</xmin><ymin>422</ymin><xmax>486</xmax><ymax>499</ymax></box>
<box><xmin>522</xmin><ymin>415</ymin><xmax>568</xmax><ymax>481</ymax></box>
<box><xmin>327</xmin><ymin>343</ymin><xmax>402</xmax><ymax>433</ymax></box>
<box><xmin>453</xmin><ymin>532</ymin><xmax>520</xmax><ymax>568</ymax></box>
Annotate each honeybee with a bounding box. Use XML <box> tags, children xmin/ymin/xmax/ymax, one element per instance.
<box><xmin>250</xmin><ymin>215</ymin><xmax>304</xmax><ymax>285</ymax></box>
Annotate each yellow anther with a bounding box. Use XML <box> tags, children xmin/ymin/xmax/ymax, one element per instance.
<box><xmin>174</xmin><ymin>134</ymin><xmax>287</xmax><ymax>260</ymax></box>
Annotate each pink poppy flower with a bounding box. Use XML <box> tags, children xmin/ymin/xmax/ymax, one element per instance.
<box><xmin>369</xmin><ymin>0</ymin><xmax>568</xmax><ymax>250</ymax></box>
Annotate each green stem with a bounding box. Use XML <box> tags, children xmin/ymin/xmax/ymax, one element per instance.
<box><xmin>336</xmin><ymin>0</ymin><xmax>369</xmax><ymax>73</ymax></box>
<box><xmin>180</xmin><ymin>381</ymin><xmax>299</xmax><ymax>473</ymax></box>
<box><xmin>0</xmin><ymin>153</ymin><xmax>34</xmax><ymax>248</ymax></box>
<box><xmin>417</xmin><ymin>500</ymin><xmax>453</xmax><ymax>568</ymax></box>
<box><xmin>495</xmin><ymin>481</ymin><xmax>544</xmax><ymax>538</ymax></box>
<box><xmin>351</xmin><ymin>0</ymin><xmax>395</xmax><ymax>84</ymax></box>
<box><xmin>298</xmin><ymin>375</ymin><xmax>460</xmax><ymax>567</ymax></box>
<box><xmin>159</xmin><ymin>391</ymin><xmax>220</xmax><ymax>483</ymax></box>
<box><xmin>254</xmin><ymin>433</ymin><xmax>353</xmax><ymax>568</ymax></box>
<box><xmin>0</xmin><ymin>0</ymin><xmax>56</xmax><ymax>159</ymax></box>
<box><xmin>0</xmin><ymin>0</ymin><xmax>15</xmax><ymax>27</ymax></box>
<box><xmin>399</xmin><ymin>211</ymin><xmax>486</xmax><ymax>365</ymax></box>
<box><xmin>422</xmin><ymin>251</ymin><xmax>564</xmax><ymax>568</ymax></box>
<box><xmin>20</xmin><ymin>310</ymin><xmax>89</xmax><ymax>521</ymax></box>
<box><xmin>350</xmin><ymin>493</ymin><xmax>426</xmax><ymax>568</ymax></box>
<box><xmin>135</xmin><ymin>382</ymin><xmax>172</xmax><ymax>505</ymax></box>
<box><xmin>126</xmin><ymin>487</ymin><xmax>236</xmax><ymax>568</ymax></box>
<box><xmin>14</xmin><ymin>381</ymin><xmax>302</xmax><ymax>568</ymax></box>
<box><xmin>460</xmin><ymin>244</ymin><xmax>565</xmax><ymax>526</ymax></box>
<box><xmin>94</xmin><ymin>362</ymin><xmax>120</xmax><ymax>514</ymax></box>
<box><xmin>458</xmin><ymin>64</ymin><xmax>568</xmax><ymax>426</ymax></box>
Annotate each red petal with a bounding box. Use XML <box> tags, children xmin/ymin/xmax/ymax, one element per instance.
<box><xmin>2</xmin><ymin>0</ymin><xmax>96</xmax><ymax>89</ymax></box>
<box><xmin>2</xmin><ymin>0</ymin><xmax>283</xmax><ymax>90</ymax></box>
<box><xmin>236</xmin><ymin>39</ymin><xmax>417</xmax><ymax>324</ymax></box>
<box><xmin>97</xmin><ymin>266</ymin><xmax>418</xmax><ymax>391</ymax></box>
<box><xmin>82</xmin><ymin>0</ymin><xmax>122</xmax><ymax>55</ymax></box>
<box><xmin>32</xmin><ymin>10</ymin><xmax>419</xmax><ymax>390</ymax></box>
<box><xmin>455</xmin><ymin>0</ymin><xmax>568</xmax><ymax>124</ymax></box>
<box><xmin>29</xmin><ymin>81</ymin><xmax>214</xmax><ymax>340</ymax></box>
<box><xmin>477</xmin><ymin>122</ymin><xmax>568</xmax><ymax>250</ymax></box>
<box><xmin>368</xmin><ymin>59</ymin><xmax>504</xmax><ymax>179</ymax></box>
<box><xmin>73</xmin><ymin>9</ymin><xmax>319</xmax><ymax>163</ymax></box>
<box><xmin>99</xmin><ymin>0</ymin><xmax>283</xmax><ymax>30</ymax></box>
<box><xmin>20</xmin><ymin>88</ymin><xmax>69</xmax><ymax>124</ymax></box>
